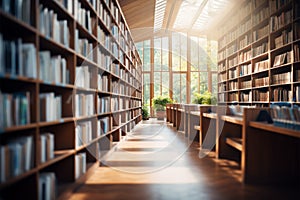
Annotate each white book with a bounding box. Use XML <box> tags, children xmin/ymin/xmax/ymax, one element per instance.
<box><xmin>46</xmin><ymin>133</ymin><xmax>54</xmax><ymax>160</ymax></box>
<box><xmin>22</xmin><ymin>0</ymin><xmax>31</xmax><ymax>24</ymax></box>
<box><xmin>40</xmin><ymin>134</ymin><xmax>47</xmax><ymax>163</ymax></box>
<box><xmin>61</xmin><ymin>58</ymin><xmax>67</xmax><ymax>84</ymax></box>
<box><xmin>0</xmin><ymin>146</ymin><xmax>6</xmax><ymax>182</ymax></box>
<box><xmin>22</xmin><ymin>43</ymin><xmax>37</xmax><ymax>78</ymax></box>
<box><xmin>67</xmin><ymin>0</ymin><xmax>73</xmax><ymax>14</ymax></box>
<box><xmin>16</xmin><ymin>38</ymin><xmax>23</xmax><ymax>76</ymax></box>
<box><xmin>24</xmin><ymin>136</ymin><xmax>33</xmax><ymax>171</ymax></box>
<box><xmin>14</xmin><ymin>95</ymin><xmax>20</xmax><ymax>126</ymax></box>
<box><xmin>4</xmin><ymin>94</ymin><xmax>13</xmax><ymax>128</ymax></box>
<box><xmin>39</xmin><ymin>5</ymin><xmax>45</xmax><ymax>35</ymax></box>
<box><xmin>39</xmin><ymin>51</ymin><xmax>51</xmax><ymax>81</ymax></box>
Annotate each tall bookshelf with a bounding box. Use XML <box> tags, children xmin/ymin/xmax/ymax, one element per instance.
<box><xmin>217</xmin><ymin>0</ymin><xmax>300</xmax><ymax>106</ymax></box>
<box><xmin>0</xmin><ymin>0</ymin><xmax>142</xmax><ymax>199</ymax></box>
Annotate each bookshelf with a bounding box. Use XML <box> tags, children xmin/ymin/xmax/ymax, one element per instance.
<box><xmin>0</xmin><ymin>0</ymin><xmax>142</xmax><ymax>199</ymax></box>
<box><xmin>217</xmin><ymin>0</ymin><xmax>300</xmax><ymax>106</ymax></box>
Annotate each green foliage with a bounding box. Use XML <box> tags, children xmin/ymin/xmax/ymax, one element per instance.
<box><xmin>142</xmin><ymin>105</ymin><xmax>149</xmax><ymax>119</ymax></box>
<box><xmin>152</xmin><ymin>96</ymin><xmax>173</xmax><ymax>111</ymax></box>
<box><xmin>192</xmin><ymin>91</ymin><xmax>217</xmax><ymax>105</ymax></box>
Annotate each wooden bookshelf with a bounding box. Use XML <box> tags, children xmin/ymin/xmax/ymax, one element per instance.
<box><xmin>217</xmin><ymin>0</ymin><xmax>300</xmax><ymax>106</ymax></box>
<box><xmin>0</xmin><ymin>0</ymin><xmax>142</xmax><ymax>199</ymax></box>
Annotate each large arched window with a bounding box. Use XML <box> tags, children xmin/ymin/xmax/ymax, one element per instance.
<box><xmin>136</xmin><ymin>33</ymin><xmax>217</xmax><ymax>116</ymax></box>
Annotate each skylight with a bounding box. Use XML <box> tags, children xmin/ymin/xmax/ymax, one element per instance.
<box><xmin>154</xmin><ymin>0</ymin><xmax>167</xmax><ymax>31</ymax></box>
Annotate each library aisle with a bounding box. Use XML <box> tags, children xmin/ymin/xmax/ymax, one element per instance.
<box><xmin>68</xmin><ymin>119</ymin><xmax>299</xmax><ymax>200</ymax></box>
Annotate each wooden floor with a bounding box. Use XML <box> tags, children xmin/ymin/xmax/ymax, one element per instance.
<box><xmin>68</xmin><ymin>119</ymin><xmax>299</xmax><ymax>200</ymax></box>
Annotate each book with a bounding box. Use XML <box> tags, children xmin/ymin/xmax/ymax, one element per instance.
<box><xmin>39</xmin><ymin>93</ymin><xmax>62</xmax><ymax>122</ymax></box>
<box><xmin>39</xmin><ymin>172</ymin><xmax>56</xmax><ymax>200</ymax></box>
<box><xmin>75</xmin><ymin>152</ymin><xmax>86</xmax><ymax>179</ymax></box>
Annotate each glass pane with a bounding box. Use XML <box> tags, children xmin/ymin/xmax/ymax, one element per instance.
<box><xmin>200</xmin><ymin>72</ymin><xmax>208</xmax><ymax>93</ymax></box>
<box><xmin>191</xmin><ymin>72</ymin><xmax>199</xmax><ymax>102</ymax></box>
<box><xmin>172</xmin><ymin>73</ymin><xmax>180</xmax><ymax>102</ymax></box>
<box><xmin>212</xmin><ymin>72</ymin><xmax>218</xmax><ymax>95</ymax></box>
<box><xmin>190</xmin><ymin>37</ymin><xmax>199</xmax><ymax>71</ymax></box>
<box><xmin>210</xmin><ymin>40</ymin><xmax>218</xmax><ymax>71</ymax></box>
<box><xmin>143</xmin><ymin>47</ymin><xmax>150</xmax><ymax>71</ymax></box>
<box><xmin>199</xmin><ymin>37</ymin><xmax>207</xmax><ymax>71</ymax></box>
<box><xmin>136</xmin><ymin>42</ymin><xmax>143</xmax><ymax>62</ymax></box>
<box><xmin>154</xmin><ymin>72</ymin><xmax>161</xmax><ymax>97</ymax></box>
<box><xmin>162</xmin><ymin>37</ymin><xmax>169</xmax><ymax>71</ymax></box>
<box><xmin>180</xmin><ymin>34</ymin><xmax>187</xmax><ymax>71</ymax></box>
<box><xmin>143</xmin><ymin>73</ymin><xmax>150</xmax><ymax>105</ymax></box>
<box><xmin>161</xmin><ymin>72</ymin><xmax>169</xmax><ymax>96</ymax></box>
<box><xmin>154</xmin><ymin>38</ymin><xmax>161</xmax><ymax>71</ymax></box>
<box><xmin>181</xmin><ymin>73</ymin><xmax>186</xmax><ymax>103</ymax></box>
<box><xmin>172</xmin><ymin>33</ymin><xmax>180</xmax><ymax>71</ymax></box>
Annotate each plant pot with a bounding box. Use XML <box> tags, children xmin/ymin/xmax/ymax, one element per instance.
<box><xmin>156</xmin><ymin>110</ymin><xmax>165</xmax><ymax>120</ymax></box>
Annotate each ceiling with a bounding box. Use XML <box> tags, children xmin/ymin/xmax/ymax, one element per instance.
<box><xmin>119</xmin><ymin>0</ymin><xmax>239</xmax><ymax>42</ymax></box>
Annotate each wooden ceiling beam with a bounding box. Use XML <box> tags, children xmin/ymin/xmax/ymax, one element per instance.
<box><xmin>162</xmin><ymin>0</ymin><xmax>182</xmax><ymax>31</ymax></box>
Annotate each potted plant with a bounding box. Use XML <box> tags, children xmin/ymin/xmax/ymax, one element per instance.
<box><xmin>152</xmin><ymin>96</ymin><xmax>173</xmax><ymax>120</ymax></box>
<box><xmin>192</xmin><ymin>91</ymin><xmax>217</xmax><ymax>105</ymax></box>
<box><xmin>142</xmin><ymin>105</ymin><xmax>149</xmax><ymax>120</ymax></box>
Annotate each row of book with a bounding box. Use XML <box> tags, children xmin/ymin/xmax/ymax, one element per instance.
<box><xmin>254</xmin><ymin>59</ymin><xmax>268</xmax><ymax>72</ymax></box>
<box><xmin>111</xmin><ymin>97</ymin><xmax>119</xmax><ymax>112</ymax></box>
<box><xmin>296</xmin><ymin>86</ymin><xmax>300</xmax><ymax>102</ymax></box>
<box><xmin>75</xmin><ymin>30</ymin><xmax>94</xmax><ymax>61</ymax></box>
<box><xmin>273</xmin><ymin>88</ymin><xmax>292</xmax><ymax>101</ymax></box>
<box><xmin>253</xmin><ymin>6</ymin><xmax>269</xmax><ymax>26</ymax></box>
<box><xmin>274</xmin><ymin>30</ymin><xmax>292</xmax><ymax>49</ymax></box>
<box><xmin>218</xmin><ymin>93</ymin><xmax>226</xmax><ymax>102</ymax></box>
<box><xmin>240</xmin><ymin>92</ymin><xmax>251</xmax><ymax>102</ymax></box>
<box><xmin>296</xmin><ymin>70</ymin><xmax>300</xmax><ymax>82</ymax></box>
<box><xmin>39</xmin><ymin>51</ymin><xmax>70</xmax><ymax>84</ymax></box>
<box><xmin>239</xmin><ymin>34</ymin><xmax>252</xmax><ymax>49</ymax></box>
<box><xmin>218</xmin><ymin>63</ymin><xmax>226</xmax><ymax>72</ymax></box>
<box><xmin>229</xmin><ymin>68</ymin><xmax>238</xmax><ymax>79</ymax></box>
<box><xmin>97</xmin><ymin>51</ymin><xmax>112</xmax><ymax>71</ymax></box>
<box><xmin>97</xmin><ymin>96</ymin><xmax>111</xmax><ymax>114</ymax></box>
<box><xmin>0</xmin><ymin>92</ymin><xmax>31</xmax><ymax>129</ymax></box>
<box><xmin>75</xmin><ymin>152</ymin><xmax>86</xmax><ymax>179</ymax></box>
<box><xmin>75</xmin><ymin>121</ymin><xmax>92</xmax><ymax>148</ymax></box>
<box><xmin>226</xmin><ymin>44</ymin><xmax>237</xmax><ymax>57</ymax></box>
<box><xmin>40</xmin><ymin>133</ymin><xmax>55</xmax><ymax>163</ymax></box>
<box><xmin>111</xmin><ymin>80</ymin><xmax>119</xmax><ymax>94</ymax></box>
<box><xmin>228</xmin><ymin>56</ymin><xmax>238</xmax><ymax>67</ymax></box>
<box><xmin>270</xmin><ymin>0</ymin><xmax>292</xmax><ymax>14</ymax></box>
<box><xmin>241</xmin><ymin>80</ymin><xmax>252</xmax><ymax>89</ymax></box>
<box><xmin>98</xmin><ymin>74</ymin><xmax>109</xmax><ymax>92</ymax></box>
<box><xmin>270</xmin><ymin>9</ymin><xmax>292</xmax><ymax>33</ymax></box>
<box><xmin>0</xmin><ymin>136</ymin><xmax>33</xmax><ymax>182</ymax></box>
<box><xmin>253</xmin><ymin>90</ymin><xmax>269</xmax><ymax>102</ymax></box>
<box><xmin>253</xmin><ymin>24</ymin><xmax>269</xmax><ymax>41</ymax></box>
<box><xmin>294</xmin><ymin>44</ymin><xmax>299</xmax><ymax>62</ymax></box>
<box><xmin>74</xmin><ymin>0</ymin><xmax>93</xmax><ymax>33</ymax></box>
<box><xmin>98</xmin><ymin>116</ymin><xmax>110</xmax><ymax>135</ymax></box>
<box><xmin>273</xmin><ymin>51</ymin><xmax>292</xmax><ymax>67</ymax></box>
<box><xmin>254</xmin><ymin>76</ymin><xmax>269</xmax><ymax>87</ymax></box>
<box><xmin>39</xmin><ymin>5</ymin><xmax>70</xmax><ymax>47</ymax></box>
<box><xmin>228</xmin><ymin>81</ymin><xmax>238</xmax><ymax>90</ymax></box>
<box><xmin>1</xmin><ymin>0</ymin><xmax>31</xmax><ymax>24</ymax></box>
<box><xmin>239</xmin><ymin>50</ymin><xmax>252</xmax><ymax>63</ymax></box>
<box><xmin>98</xmin><ymin>0</ymin><xmax>111</xmax><ymax>28</ymax></box>
<box><xmin>240</xmin><ymin>64</ymin><xmax>252</xmax><ymax>76</ymax></box>
<box><xmin>40</xmin><ymin>93</ymin><xmax>62</xmax><ymax>122</ymax></box>
<box><xmin>39</xmin><ymin>172</ymin><xmax>56</xmax><ymax>200</ymax></box>
<box><xmin>76</xmin><ymin>66</ymin><xmax>91</xmax><ymax>89</ymax></box>
<box><xmin>218</xmin><ymin>83</ymin><xmax>226</xmax><ymax>92</ymax></box>
<box><xmin>228</xmin><ymin>93</ymin><xmax>238</xmax><ymax>102</ymax></box>
<box><xmin>272</xmin><ymin>71</ymin><xmax>291</xmax><ymax>85</ymax></box>
<box><xmin>253</xmin><ymin>42</ymin><xmax>268</xmax><ymax>57</ymax></box>
<box><xmin>75</xmin><ymin>94</ymin><xmax>94</xmax><ymax>117</ymax></box>
<box><xmin>0</xmin><ymin>35</ymin><xmax>37</xmax><ymax>78</ymax></box>
<box><xmin>219</xmin><ymin>73</ymin><xmax>227</xmax><ymax>82</ymax></box>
